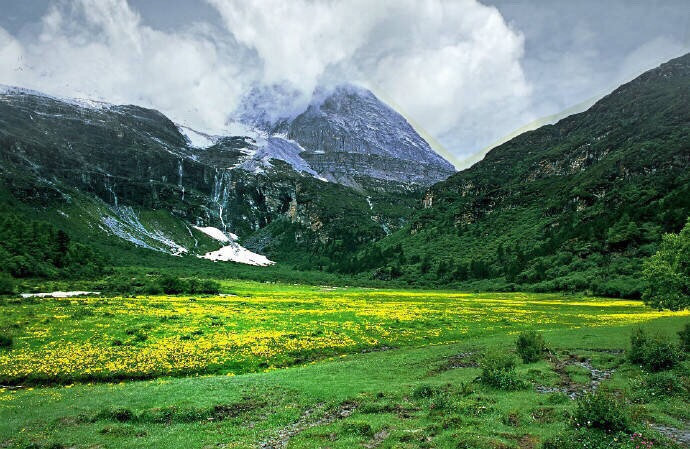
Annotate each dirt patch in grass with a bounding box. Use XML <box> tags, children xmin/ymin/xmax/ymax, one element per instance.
<box><xmin>430</xmin><ymin>352</ymin><xmax>479</xmax><ymax>375</ymax></box>
<box><xmin>259</xmin><ymin>401</ymin><xmax>358</xmax><ymax>449</ymax></box>
<box><xmin>517</xmin><ymin>434</ymin><xmax>539</xmax><ymax>449</ymax></box>
<box><xmin>89</xmin><ymin>397</ymin><xmax>266</xmax><ymax>425</ymax></box>
<box><xmin>535</xmin><ymin>352</ymin><xmax>614</xmax><ymax>399</ymax></box>
<box><xmin>649</xmin><ymin>423</ymin><xmax>690</xmax><ymax>447</ymax></box>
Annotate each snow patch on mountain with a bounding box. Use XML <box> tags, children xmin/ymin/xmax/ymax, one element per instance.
<box><xmin>199</xmin><ymin>242</ymin><xmax>274</xmax><ymax>266</ymax></box>
<box><xmin>177</xmin><ymin>125</ymin><xmax>216</xmax><ymax>148</ymax></box>
<box><xmin>101</xmin><ymin>206</ymin><xmax>187</xmax><ymax>256</ymax></box>
<box><xmin>192</xmin><ymin>225</ymin><xmax>236</xmax><ymax>243</ymax></box>
<box><xmin>0</xmin><ymin>84</ymin><xmax>112</xmax><ymax>110</ymax></box>
<box><xmin>223</xmin><ymin>120</ymin><xmax>266</xmax><ymax>140</ymax></box>
<box><xmin>229</xmin><ymin>83</ymin><xmax>455</xmax><ymax>185</ymax></box>
<box><xmin>235</xmin><ymin>136</ymin><xmax>322</xmax><ymax>178</ymax></box>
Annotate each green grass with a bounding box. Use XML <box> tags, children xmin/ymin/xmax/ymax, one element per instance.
<box><xmin>0</xmin><ymin>283</ymin><xmax>688</xmax><ymax>448</ymax></box>
<box><xmin>2</xmin><ymin>283</ymin><xmax>686</xmax><ymax>385</ymax></box>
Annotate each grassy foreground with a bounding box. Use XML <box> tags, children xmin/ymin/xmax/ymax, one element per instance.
<box><xmin>0</xmin><ymin>283</ymin><xmax>689</xmax><ymax>448</ymax></box>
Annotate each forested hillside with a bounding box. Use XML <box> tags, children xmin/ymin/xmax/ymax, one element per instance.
<box><xmin>0</xmin><ymin>209</ymin><xmax>105</xmax><ymax>283</ymax></box>
<box><xmin>349</xmin><ymin>53</ymin><xmax>690</xmax><ymax>297</ymax></box>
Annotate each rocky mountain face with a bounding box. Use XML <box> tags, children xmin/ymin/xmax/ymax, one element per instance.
<box><xmin>234</xmin><ymin>84</ymin><xmax>456</xmax><ymax>188</ymax></box>
<box><xmin>357</xmin><ymin>53</ymin><xmax>690</xmax><ymax>295</ymax></box>
<box><xmin>282</xmin><ymin>85</ymin><xmax>455</xmax><ymax>187</ymax></box>
<box><xmin>0</xmin><ymin>84</ymin><xmax>450</xmax><ymax>266</ymax></box>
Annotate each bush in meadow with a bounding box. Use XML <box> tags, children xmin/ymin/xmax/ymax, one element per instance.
<box><xmin>159</xmin><ymin>275</ymin><xmax>185</xmax><ymax>294</ymax></box>
<box><xmin>628</xmin><ymin>328</ymin><xmax>648</xmax><ymax>364</ymax></box>
<box><xmin>479</xmin><ymin>351</ymin><xmax>528</xmax><ymax>390</ymax></box>
<box><xmin>572</xmin><ymin>390</ymin><xmax>630</xmax><ymax>433</ymax></box>
<box><xmin>630</xmin><ymin>370</ymin><xmax>689</xmax><ymax>401</ymax></box>
<box><xmin>629</xmin><ymin>328</ymin><xmax>683</xmax><ymax>371</ymax></box>
<box><xmin>515</xmin><ymin>331</ymin><xmax>547</xmax><ymax>363</ymax></box>
<box><xmin>0</xmin><ymin>334</ymin><xmax>12</xmax><ymax>349</ymax></box>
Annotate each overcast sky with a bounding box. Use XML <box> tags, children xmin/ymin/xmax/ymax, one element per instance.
<box><xmin>0</xmin><ymin>0</ymin><xmax>688</xmax><ymax>167</ymax></box>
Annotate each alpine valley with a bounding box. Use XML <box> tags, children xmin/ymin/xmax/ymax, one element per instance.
<box><xmin>2</xmin><ymin>6</ymin><xmax>690</xmax><ymax>448</ymax></box>
<box><xmin>0</xmin><ymin>53</ymin><xmax>688</xmax><ymax>299</ymax></box>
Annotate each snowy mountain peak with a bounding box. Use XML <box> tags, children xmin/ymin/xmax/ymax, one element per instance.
<box><xmin>230</xmin><ymin>83</ymin><xmax>456</xmax><ymax>186</ymax></box>
<box><xmin>1</xmin><ymin>82</ymin><xmax>454</xmax><ymax>187</ymax></box>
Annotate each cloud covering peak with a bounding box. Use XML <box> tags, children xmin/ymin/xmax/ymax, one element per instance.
<box><xmin>0</xmin><ymin>0</ymin><xmax>687</xmax><ymax>165</ymax></box>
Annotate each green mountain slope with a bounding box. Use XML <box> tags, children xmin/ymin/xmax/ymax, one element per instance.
<box><xmin>0</xmin><ymin>86</ymin><xmax>430</xmax><ymax>274</ymax></box>
<box><xmin>354</xmin><ymin>53</ymin><xmax>690</xmax><ymax>297</ymax></box>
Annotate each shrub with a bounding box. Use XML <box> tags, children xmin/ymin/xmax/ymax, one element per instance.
<box><xmin>479</xmin><ymin>351</ymin><xmax>528</xmax><ymax>390</ymax></box>
<box><xmin>202</xmin><ymin>279</ymin><xmax>221</xmax><ymax>294</ymax></box>
<box><xmin>0</xmin><ymin>334</ymin><xmax>12</xmax><ymax>349</ymax></box>
<box><xmin>159</xmin><ymin>275</ymin><xmax>185</xmax><ymax>294</ymax></box>
<box><xmin>97</xmin><ymin>274</ymin><xmax>222</xmax><ymax>296</ymax></box>
<box><xmin>412</xmin><ymin>384</ymin><xmax>439</xmax><ymax>399</ymax></box>
<box><xmin>144</xmin><ymin>282</ymin><xmax>163</xmax><ymax>295</ymax></box>
<box><xmin>0</xmin><ymin>273</ymin><xmax>15</xmax><ymax>295</ymax></box>
<box><xmin>187</xmin><ymin>278</ymin><xmax>221</xmax><ymax>294</ymax></box>
<box><xmin>629</xmin><ymin>329</ymin><xmax>683</xmax><ymax>371</ymax></box>
<box><xmin>630</xmin><ymin>370</ymin><xmax>689</xmax><ymax>401</ymax></box>
<box><xmin>642</xmin><ymin>335</ymin><xmax>683</xmax><ymax>371</ymax></box>
<box><xmin>628</xmin><ymin>328</ymin><xmax>647</xmax><ymax>364</ymax></box>
<box><xmin>679</xmin><ymin>323</ymin><xmax>690</xmax><ymax>352</ymax></box>
<box><xmin>515</xmin><ymin>331</ymin><xmax>547</xmax><ymax>363</ymax></box>
<box><xmin>593</xmin><ymin>277</ymin><xmax>643</xmax><ymax>299</ymax></box>
<box><xmin>341</xmin><ymin>421</ymin><xmax>374</xmax><ymax>437</ymax></box>
<box><xmin>642</xmin><ymin>219</ymin><xmax>690</xmax><ymax>311</ymax></box>
<box><xmin>572</xmin><ymin>391</ymin><xmax>630</xmax><ymax>432</ymax></box>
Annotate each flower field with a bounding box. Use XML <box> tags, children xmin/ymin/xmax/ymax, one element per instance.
<box><xmin>1</xmin><ymin>282</ymin><xmax>687</xmax><ymax>385</ymax></box>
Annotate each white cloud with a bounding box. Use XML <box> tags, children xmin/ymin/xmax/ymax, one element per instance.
<box><xmin>1</xmin><ymin>0</ymin><xmax>685</xmax><ymax>165</ymax></box>
<box><xmin>0</xmin><ymin>0</ymin><xmax>531</xmax><ymax>161</ymax></box>
<box><xmin>0</xmin><ymin>27</ymin><xmax>23</xmax><ymax>81</ymax></box>
<box><xmin>0</xmin><ymin>0</ymin><xmax>249</xmax><ymax>133</ymax></box>
<box><xmin>208</xmin><ymin>0</ymin><xmax>531</xmax><ymax>161</ymax></box>
<box><xmin>349</xmin><ymin>1</ymin><xmax>531</xmax><ymax>154</ymax></box>
<box><xmin>207</xmin><ymin>0</ymin><xmax>378</xmax><ymax>88</ymax></box>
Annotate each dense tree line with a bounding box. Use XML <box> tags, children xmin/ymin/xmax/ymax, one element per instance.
<box><xmin>0</xmin><ymin>212</ymin><xmax>106</xmax><ymax>282</ymax></box>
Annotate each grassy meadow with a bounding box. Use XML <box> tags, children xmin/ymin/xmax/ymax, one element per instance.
<box><xmin>1</xmin><ymin>282</ymin><xmax>689</xmax><ymax>448</ymax></box>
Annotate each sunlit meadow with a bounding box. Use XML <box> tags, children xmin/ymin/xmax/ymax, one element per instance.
<box><xmin>2</xmin><ymin>281</ymin><xmax>686</xmax><ymax>385</ymax></box>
